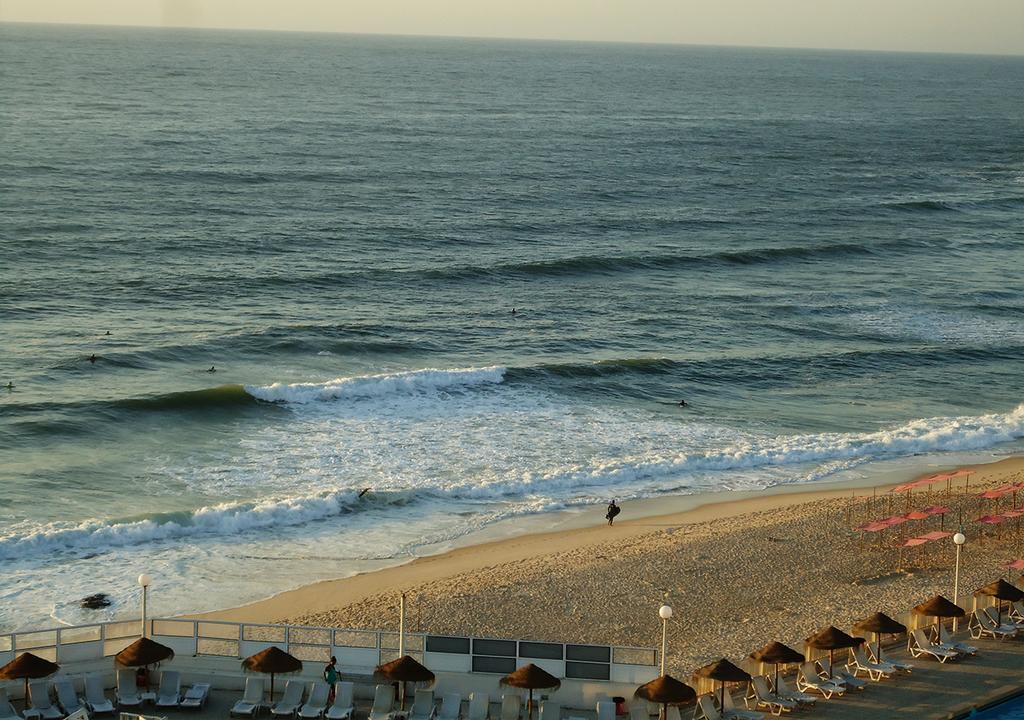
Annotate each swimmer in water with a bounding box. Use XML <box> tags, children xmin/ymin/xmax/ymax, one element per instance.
<box><xmin>4</xmin><ymin>382</ymin><xmax>12</xmax><ymax>390</ymax></box>
<box><xmin>678</xmin><ymin>399</ymin><xmax>687</xmax><ymax>407</ymax></box>
<box><xmin>89</xmin><ymin>354</ymin><xmax>97</xmax><ymax>364</ymax></box>
<box><xmin>207</xmin><ymin>366</ymin><xmax>216</xmax><ymax>373</ymax></box>
<box><xmin>105</xmin><ymin>331</ymin><xmax>111</xmax><ymax>336</ymax></box>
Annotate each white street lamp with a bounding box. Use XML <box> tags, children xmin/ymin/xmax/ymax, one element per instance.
<box><xmin>952</xmin><ymin>533</ymin><xmax>966</xmax><ymax>631</ymax></box>
<box><xmin>658</xmin><ymin>604</ymin><xmax>673</xmax><ymax>676</ymax></box>
<box><xmin>138</xmin><ymin>573</ymin><xmax>152</xmax><ymax>638</ymax></box>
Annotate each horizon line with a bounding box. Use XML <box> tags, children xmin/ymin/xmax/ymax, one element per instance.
<box><xmin>2</xmin><ymin>19</ymin><xmax>1023</xmax><ymax>59</ymax></box>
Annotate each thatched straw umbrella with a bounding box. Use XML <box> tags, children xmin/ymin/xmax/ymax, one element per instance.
<box><xmin>634</xmin><ymin>674</ymin><xmax>695</xmax><ymax>720</ymax></box>
<box><xmin>501</xmin><ymin>664</ymin><xmax>560</xmax><ymax>720</ymax></box>
<box><xmin>852</xmin><ymin>612</ymin><xmax>906</xmax><ymax>663</ymax></box>
<box><xmin>912</xmin><ymin>595</ymin><xmax>964</xmax><ymax>642</ymax></box>
<box><xmin>693</xmin><ymin>659</ymin><xmax>749</xmax><ymax>711</ymax></box>
<box><xmin>805</xmin><ymin>626</ymin><xmax>864</xmax><ymax>679</ymax></box>
<box><xmin>974</xmin><ymin>579</ymin><xmax>1024</xmax><ymax>624</ymax></box>
<box><xmin>0</xmin><ymin>652</ymin><xmax>60</xmax><ymax>706</ymax></box>
<box><xmin>243</xmin><ymin>646</ymin><xmax>302</xmax><ymax>701</ymax></box>
<box><xmin>375</xmin><ymin>655</ymin><xmax>434</xmax><ymax>710</ymax></box>
<box><xmin>749</xmin><ymin>641</ymin><xmax>804</xmax><ymax>691</ymax></box>
<box><xmin>114</xmin><ymin>637</ymin><xmax>175</xmax><ymax>691</ymax></box>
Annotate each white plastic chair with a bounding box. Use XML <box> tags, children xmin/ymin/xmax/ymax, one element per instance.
<box><xmin>84</xmin><ymin>674</ymin><xmax>115</xmax><ymax>715</ymax></box>
<box><xmin>437</xmin><ymin>693</ymin><xmax>462</xmax><ymax>720</ymax></box>
<box><xmin>156</xmin><ymin>670</ymin><xmax>181</xmax><ymax>708</ymax></box>
<box><xmin>272</xmin><ymin>680</ymin><xmax>305</xmax><ymax>718</ymax></box>
<box><xmin>298</xmin><ymin>682</ymin><xmax>330</xmax><ymax>719</ymax></box>
<box><xmin>368</xmin><ymin>685</ymin><xmax>394</xmax><ymax>720</ymax></box>
<box><xmin>325</xmin><ymin>682</ymin><xmax>355</xmax><ymax>720</ymax></box>
<box><xmin>231</xmin><ymin>677</ymin><xmax>265</xmax><ymax>717</ymax></box>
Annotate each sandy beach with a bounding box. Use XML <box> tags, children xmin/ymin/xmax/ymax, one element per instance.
<box><xmin>196</xmin><ymin>456</ymin><xmax>1024</xmax><ymax>672</ymax></box>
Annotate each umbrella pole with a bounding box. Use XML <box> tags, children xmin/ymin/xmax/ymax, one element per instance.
<box><xmin>528</xmin><ymin>690</ymin><xmax>534</xmax><ymax>720</ymax></box>
<box><xmin>828</xmin><ymin>650</ymin><xmax>834</xmax><ymax>679</ymax></box>
<box><xmin>719</xmin><ymin>683</ymin><xmax>724</xmax><ymax>712</ymax></box>
<box><xmin>774</xmin><ymin>665</ymin><xmax>779</xmax><ymax>692</ymax></box>
<box><xmin>271</xmin><ymin>673</ymin><xmax>275</xmax><ymax>703</ymax></box>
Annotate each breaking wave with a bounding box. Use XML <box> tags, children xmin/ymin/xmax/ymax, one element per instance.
<box><xmin>2</xmin><ymin>403</ymin><xmax>1021</xmax><ymax>561</ymax></box>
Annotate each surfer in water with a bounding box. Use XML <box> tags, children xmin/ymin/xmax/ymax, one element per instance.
<box><xmin>358</xmin><ymin>487</ymin><xmax>371</xmax><ymax>498</ymax></box>
<box><xmin>89</xmin><ymin>354</ymin><xmax>97</xmax><ymax>364</ymax></box>
<box><xmin>4</xmin><ymin>382</ymin><xmax>12</xmax><ymax>390</ymax></box>
<box><xmin>207</xmin><ymin>366</ymin><xmax>216</xmax><ymax>373</ymax></box>
<box><xmin>678</xmin><ymin>399</ymin><xmax>687</xmax><ymax>407</ymax></box>
<box><xmin>606</xmin><ymin>499</ymin><xmax>621</xmax><ymax>526</ymax></box>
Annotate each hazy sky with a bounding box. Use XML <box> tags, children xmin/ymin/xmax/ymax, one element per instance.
<box><xmin>1</xmin><ymin>0</ymin><xmax>1022</xmax><ymax>55</ymax></box>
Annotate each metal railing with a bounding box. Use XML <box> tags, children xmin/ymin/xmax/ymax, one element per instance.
<box><xmin>0</xmin><ymin>618</ymin><xmax>656</xmax><ymax>683</ymax></box>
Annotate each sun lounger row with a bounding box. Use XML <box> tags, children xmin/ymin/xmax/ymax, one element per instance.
<box><xmin>4</xmin><ymin>671</ymin><xmax>212</xmax><ymax>720</ymax></box>
<box><xmin>11</xmin><ymin>675</ymin><xmax>116</xmax><ymax>719</ymax></box>
<box><xmin>230</xmin><ymin>683</ymin><xmax>561</xmax><ymax>720</ymax></box>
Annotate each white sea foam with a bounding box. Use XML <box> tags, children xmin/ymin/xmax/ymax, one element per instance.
<box><xmin>0</xmin><ymin>488</ymin><xmax>366</xmax><ymax>561</ymax></box>
<box><xmin>245</xmin><ymin>366</ymin><xmax>507</xmax><ymax>404</ymax></box>
<box><xmin>3</xmin><ymin>403</ymin><xmax>1021</xmax><ymax>563</ymax></box>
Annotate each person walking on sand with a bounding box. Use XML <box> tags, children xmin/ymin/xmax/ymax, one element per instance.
<box><xmin>606</xmin><ymin>499</ymin><xmax>621</xmax><ymax>526</ymax></box>
<box><xmin>323</xmin><ymin>656</ymin><xmax>339</xmax><ymax>702</ymax></box>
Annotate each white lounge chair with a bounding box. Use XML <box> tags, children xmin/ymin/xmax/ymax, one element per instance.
<box><xmin>818</xmin><ymin>659</ymin><xmax>865</xmax><ymax>690</ymax></box>
<box><xmin>297</xmin><ymin>682</ymin><xmax>330</xmax><ymax>720</ymax></box>
<box><xmin>180</xmin><ymin>683</ymin><xmax>210</xmax><ymax>710</ymax></box>
<box><xmin>967</xmin><ymin>609</ymin><xmax>1011</xmax><ymax>640</ymax></box>
<box><xmin>54</xmin><ymin>677</ymin><xmax>84</xmax><ymax>715</ymax></box>
<box><xmin>84</xmin><ymin>675</ymin><xmax>114</xmax><ymax>715</ymax></box>
<box><xmin>1010</xmin><ymin>600</ymin><xmax>1024</xmax><ymax>623</ymax></box>
<box><xmin>407</xmin><ymin>689</ymin><xmax>436</xmax><ymax>720</ymax></box>
<box><xmin>499</xmin><ymin>695</ymin><xmax>519</xmax><ymax>720</ymax></box>
<box><xmin>0</xmin><ymin>688</ymin><xmax>22</xmax><ymax>720</ymax></box>
<box><xmin>939</xmin><ymin>624</ymin><xmax>979</xmax><ymax>655</ymax></box>
<box><xmin>865</xmin><ymin>644</ymin><xmax>913</xmax><ymax>673</ymax></box>
<box><xmin>231</xmin><ymin>678</ymin><xmax>265</xmax><ymax>717</ymax></box>
<box><xmin>984</xmin><ymin>608</ymin><xmax>1018</xmax><ymax>639</ymax></box>
<box><xmin>720</xmin><ymin>691</ymin><xmax>765</xmax><ymax>720</ymax></box>
<box><xmin>665</xmin><ymin>708</ymin><xmax>682</xmax><ymax>720</ymax></box>
<box><xmin>28</xmin><ymin>681</ymin><xmax>63</xmax><ymax>720</ymax></box>
<box><xmin>696</xmin><ymin>696</ymin><xmax>723</xmax><ymax>720</ymax></box>
<box><xmin>156</xmin><ymin>670</ymin><xmax>181</xmax><ymax>708</ymax></box>
<box><xmin>116</xmin><ymin>670</ymin><xmax>141</xmax><ymax>709</ymax></box>
<box><xmin>748</xmin><ymin>676</ymin><xmax>796</xmax><ymax>716</ymax></box>
<box><xmin>771</xmin><ymin>675</ymin><xmax>815</xmax><ymax>706</ymax></box>
<box><xmin>368</xmin><ymin>685</ymin><xmax>394</xmax><ymax>720</ymax></box>
<box><xmin>272</xmin><ymin>681</ymin><xmax>305</xmax><ymax>718</ymax></box>
<box><xmin>849</xmin><ymin>646</ymin><xmax>895</xmax><ymax>680</ymax></box>
<box><xmin>467</xmin><ymin>693</ymin><xmax>488</xmax><ymax>720</ymax></box>
<box><xmin>325</xmin><ymin>683</ymin><xmax>355</xmax><ymax>720</ymax></box>
<box><xmin>795</xmin><ymin>663</ymin><xmax>844</xmax><ymax>699</ymax></box>
<box><xmin>538</xmin><ymin>701</ymin><xmax>559</xmax><ymax>720</ymax></box>
<box><xmin>907</xmin><ymin>629</ymin><xmax>958</xmax><ymax>663</ymax></box>
<box><xmin>596</xmin><ymin>702</ymin><xmax>615</xmax><ymax>720</ymax></box>
<box><xmin>629</xmin><ymin>702</ymin><xmax>649</xmax><ymax>720</ymax></box>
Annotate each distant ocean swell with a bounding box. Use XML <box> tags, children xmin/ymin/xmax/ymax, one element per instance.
<box><xmin>2</xmin><ymin>402</ymin><xmax>1021</xmax><ymax>562</ymax></box>
<box><xmin>8</xmin><ymin>351</ymin><xmax>1024</xmax><ymax>421</ymax></box>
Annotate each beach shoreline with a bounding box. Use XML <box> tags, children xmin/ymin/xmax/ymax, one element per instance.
<box><xmin>196</xmin><ymin>454</ymin><xmax>1024</xmax><ymax>634</ymax></box>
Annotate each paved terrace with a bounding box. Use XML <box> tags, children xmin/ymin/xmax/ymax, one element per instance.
<box><xmin>107</xmin><ymin>636</ymin><xmax>1023</xmax><ymax>720</ymax></box>
<box><xmin>792</xmin><ymin>635</ymin><xmax>1024</xmax><ymax>720</ymax></box>
<box><xmin>8</xmin><ymin>632</ymin><xmax>1024</xmax><ymax>720</ymax></box>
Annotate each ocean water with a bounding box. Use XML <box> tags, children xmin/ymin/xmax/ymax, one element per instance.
<box><xmin>1</xmin><ymin>24</ymin><xmax>1024</xmax><ymax>631</ymax></box>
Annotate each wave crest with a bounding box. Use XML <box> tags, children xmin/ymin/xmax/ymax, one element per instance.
<box><xmin>245</xmin><ymin>366</ymin><xmax>507</xmax><ymax>404</ymax></box>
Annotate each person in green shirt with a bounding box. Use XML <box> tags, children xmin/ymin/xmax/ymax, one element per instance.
<box><xmin>324</xmin><ymin>656</ymin><xmax>339</xmax><ymax>702</ymax></box>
